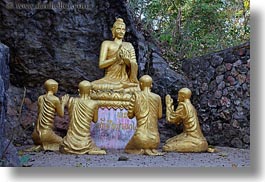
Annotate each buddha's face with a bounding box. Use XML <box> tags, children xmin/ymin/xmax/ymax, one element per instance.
<box><xmin>113</xmin><ymin>23</ymin><xmax>126</xmax><ymax>39</ymax></box>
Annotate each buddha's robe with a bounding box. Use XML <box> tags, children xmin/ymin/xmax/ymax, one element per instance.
<box><xmin>92</xmin><ymin>42</ymin><xmax>139</xmax><ymax>92</ymax></box>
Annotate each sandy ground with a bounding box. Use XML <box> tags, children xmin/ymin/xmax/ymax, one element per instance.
<box><xmin>17</xmin><ymin>145</ymin><xmax>250</xmax><ymax>167</ymax></box>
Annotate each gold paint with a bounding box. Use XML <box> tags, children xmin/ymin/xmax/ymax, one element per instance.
<box><xmin>90</xmin><ymin>89</ymin><xmax>131</xmax><ymax>109</ymax></box>
<box><xmin>32</xmin><ymin>79</ymin><xmax>69</xmax><ymax>151</ymax></box>
<box><xmin>92</xmin><ymin>18</ymin><xmax>140</xmax><ymax>92</ymax></box>
<box><xmin>163</xmin><ymin>88</ymin><xmax>208</xmax><ymax>152</ymax></box>
<box><xmin>59</xmin><ymin>81</ymin><xmax>106</xmax><ymax>155</ymax></box>
<box><xmin>89</xmin><ymin>18</ymin><xmax>141</xmax><ymax>109</ymax></box>
<box><xmin>125</xmin><ymin>75</ymin><xmax>164</xmax><ymax>155</ymax></box>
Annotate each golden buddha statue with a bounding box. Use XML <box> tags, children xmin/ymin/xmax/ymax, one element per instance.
<box><xmin>125</xmin><ymin>75</ymin><xmax>164</xmax><ymax>155</ymax></box>
<box><xmin>59</xmin><ymin>80</ymin><xmax>106</xmax><ymax>155</ymax></box>
<box><xmin>32</xmin><ymin>79</ymin><xmax>69</xmax><ymax>151</ymax></box>
<box><xmin>163</xmin><ymin>88</ymin><xmax>208</xmax><ymax>152</ymax></box>
<box><xmin>92</xmin><ymin>18</ymin><xmax>140</xmax><ymax>92</ymax></box>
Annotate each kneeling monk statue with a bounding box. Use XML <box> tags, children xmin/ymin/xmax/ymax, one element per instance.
<box><xmin>163</xmin><ymin>88</ymin><xmax>208</xmax><ymax>152</ymax></box>
<box><xmin>60</xmin><ymin>80</ymin><xmax>106</xmax><ymax>155</ymax></box>
<box><xmin>125</xmin><ymin>75</ymin><xmax>164</xmax><ymax>155</ymax></box>
<box><xmin>32</xmin><ymin>79</ymin><xmax>69</xmax><ymax>151</ymax></box>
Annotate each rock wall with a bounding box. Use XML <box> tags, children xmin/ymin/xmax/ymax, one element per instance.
<box><xmin>181</xmin><ymin>42</ymin><xmax>250</xmax><ymax>148</ymax></box>
<box><xmin>0</xmin><ymin>0</ymin><xmax>186</xmax><ymax>97</ymax></box>
<box><xmin>0</xmin><ymin>42</ymin><xmax>20</xmax><ymax>166</ymax></box>
<box><xmin>0</xmin><ymin>43</ymin><xmax>9</xmax><ymax>157</ymax></box>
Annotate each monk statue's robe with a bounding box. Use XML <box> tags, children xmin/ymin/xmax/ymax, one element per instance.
<box><xmin>163</xmin><ymin>95</ymin><xmax>208</xmax><ymax>152</ymax></box>
<box><xmin>125</xmin><ymin>91</ymin><xmax>163</xmax><ymax>155</ymax></box>
<box><xmin>32</xmin><ymin>95</ymin><xmax>63</xmax><ymax>151</ymax></box>
<box><xmin>60</xmin><ymin>97</ymin><xmax>106</xmax><ymax>155</ymax></box>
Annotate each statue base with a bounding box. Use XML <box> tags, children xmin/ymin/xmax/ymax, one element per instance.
<box><xmin>91</xmin><ymin>108</ymin><xmax>136</xmax><ymax>149</ymax></box>
<box><xmin>90</xmin><ymin>89</ymin><xmax>133</xmax><ymax>109</ymax></box>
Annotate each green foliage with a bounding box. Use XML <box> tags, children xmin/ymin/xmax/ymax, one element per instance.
<box><xmin>128</xmin><ymin>0</ymin><xmax>250</xmax><ymax>63</ymax></box>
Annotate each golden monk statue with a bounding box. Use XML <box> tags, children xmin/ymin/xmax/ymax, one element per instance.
<box><xmin>163</xmin><ymin>88</ymin><xmax>208</xmax><ymax>152</ymax></box>
<box><xmin>125</xmin><ymin>75</ymin><xmax>163</xmax><ymax>155</ymax></box>
<box><xmin>92</xmin><ymin>18</ymin><xmax>139</xmax><ymax>92</ymax></box>
<box><xmin>60</xmin><ymin>80</ymin><xmax>106</xmax><ymax>155</ymax></box>
<box><xmin>32</xmin><ymin>79</ymin><xmax>69</xmax><ymax>151</ymax></box>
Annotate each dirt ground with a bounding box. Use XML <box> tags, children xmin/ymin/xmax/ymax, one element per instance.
<box><xmin>16</xmin><ymin>146</ymin><xmax>250</xmax><ymax>167</ymax></box>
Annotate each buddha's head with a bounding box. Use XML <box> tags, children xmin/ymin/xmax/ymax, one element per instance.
<box><xmin>111</xmin><ymin>18</ymin><xmax>126</xmax><ymax>39</ymax></box>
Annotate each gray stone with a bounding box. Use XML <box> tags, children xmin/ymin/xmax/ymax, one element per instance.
<box><xmin>243</xmin><ymin>135</ymin><xmax>250</xmax><ymax>144</ymax></box>
<box><xmin>233</xmin><ymin>59</ymin><xmax>242</xmax><ymax>67</ymax></box>
<box><xmin>210</xmin><ymin>54</ymin><xmax>223</xmax><ymax>67</ymax></box>
<box><xmin>0</xmin><ymin>43</ymin><xmax>20</xmax><ymax>166</ymax></box>
<box><xmin>242</xmin><ymin>83</ymin><xmax>249</xmax><ymax>91</ymax></box>
<box><xmin>208</xmin><ymin>98</ymin><xmax>218</xmax><ymax>108</ymax></box>
<box><xmin>216</xmin><ymin>75</ymin><xmax>224</xmax><ymax>84</ymax></box>
<box><xmin>216</xmin><ymin>65</ymin><xmax>226</xmax><ymax>75</ymax></box>
<box><xmin>231</xmin><ymin>67</ymin><xmax>239</xmax><ymax>77</ymax></box>
<box><xmin>235</xmin><ymin>85</ymin><xmax>243</xmax><ymax>96</ymax></box>
<box><xmin>217</xmin><ymin>81</ymin><xmax>225</xmax><ymax>90</ymax></box>
<box><xmin>232</xmin><ymin>112</ymin><xmax>246</xmax><ymax>121</ymax></box>
<box><xmin>231</xmin><ymin>137</ymin><xmax>243</xmax><ymax>148</ymax></box>
<box><xmin>214</xmin><ymin>90</ymin><xmax>222</xmax><ymax>99</ymax></box>
<box><xmin>237</xmin><ymin>74</ymin><xmax>246</xmax><ymax>85</ymax></box>
<box><xmin>242</xmin><ymin>98</ymin><xmax>250</xmax><ymax>110</ymax></box>
<box><xmin>206</xmin><ymin>66</ymin><xmax>215</xmax><ymax>82</ymax></box>
<box><xmin>237</xmin><ymin>64</ymin><xmax>249</xmax><ymax>74</ymax></box>
<box><xmin>234</xmin><ymin>100</ymin><xmax>241</xmax><ymax>106</ymax></box>
<box><xmin>220</xmin><ymin>96</ymin><xmax>231</xmax><ymax>107</ymax></box>
<box><xmin>219</xmin><ymin>109</ymin><xmax>231</xmax><ymax>121</ymax></box>
<box><xmin>200</xmin><ymin>59</ymin><xmax>210</xmax><ymax>71</ymax></box>
<box><xmin>223</xmin><ymin>52</ymin><xmax>237</xmax><ymax>63</ymax></box>
<box><xmin>222</xmin><ymin>88</ymin><xmax>228</xmax><ymax>96</ymax></box>
<box><xmin>227</xmin><ymin>76</ymin><xmax>237</xmax><ymax>86</ymax></box>
<box><xmin>209</xmin><ymin>80</ymin><xmax>217</xmax><ymax>91</ymax></box>
<box><xmin>201</xmin><ymin>83</ymin><xmax>208</xmax><ymax>91</ymax></box>
<box><xmin>225</xmin><ymin>63</ymin><xmax>233</xmax><ymax>71</ymax></box>
<box><xmin>232</xmin><ymin>120</ymin><xmax>240</xmax><ymax>128</ymax></box>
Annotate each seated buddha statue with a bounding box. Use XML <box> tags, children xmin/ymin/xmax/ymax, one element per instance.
<box><xmin>92</xmin><ymin>18</ymin><xmax>140</xmax><ymax>92</ymax></box>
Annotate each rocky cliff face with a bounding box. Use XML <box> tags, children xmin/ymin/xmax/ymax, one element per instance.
<box><xmin>0</xmin><ymin>42</ymin><xmax>20</xmax><ymax>166</ymax></box>
<box><xmin>0</xmin><ymin>43</ymin><xmax>9</xmax><ymax>157</ymax></box>
<box><xmin>0</xmin><ymin>0</ymin><xmax>186</xmax><ymax>96</ymax></box>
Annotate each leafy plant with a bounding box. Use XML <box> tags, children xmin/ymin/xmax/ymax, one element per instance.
<box><xmin>128</xmin><ymin>0</ymin><xmax>250</xmax><ymax>67</ymax></box>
